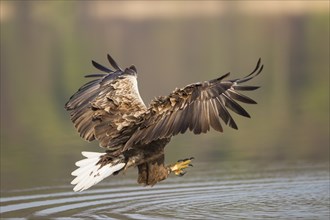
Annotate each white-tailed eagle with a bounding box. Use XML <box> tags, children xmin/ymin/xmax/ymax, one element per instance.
<box><xmin>65</xmin><ymin>54</ymin><xmax>263</xmax><ymax>192</ymax></box>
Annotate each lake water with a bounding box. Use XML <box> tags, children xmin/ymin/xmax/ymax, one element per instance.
<box><xmin>0</xmin><ymin>161</ymin><xmax>329</xmax><ymax>219</ymax></box>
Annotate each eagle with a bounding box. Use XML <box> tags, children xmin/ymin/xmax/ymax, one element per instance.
<box><xmin>65</xmin><ymin>54</ymin><xmax>263</xmax><ymax>192</ymax></box>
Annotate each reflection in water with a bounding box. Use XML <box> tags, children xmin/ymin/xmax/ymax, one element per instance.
<box><xmin>1</xmin><ymin>162</ymin><xmax>329</xmax><ymax>219</ymax></box>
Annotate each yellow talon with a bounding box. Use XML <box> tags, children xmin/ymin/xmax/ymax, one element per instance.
<box><xmin>170</xmin><ymin>157</ymin><xmax>194</xmax><ymax>176</ymax></box>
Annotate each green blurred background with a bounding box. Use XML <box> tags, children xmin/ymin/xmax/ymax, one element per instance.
<box><xmin>1</xmin><ymin>1</ymin><xmax>329</xmax><ymax>190</ymax></box>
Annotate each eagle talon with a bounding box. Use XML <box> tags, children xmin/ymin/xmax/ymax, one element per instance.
<box><xmin>179</xmin><ymin>171</ymin><xmax>186</xmax><ymax>176</ymax></box>
<box><xmin>169</xmin><ymin>157</ymin><xmax>194</xmax><ymax>176</ymax></box>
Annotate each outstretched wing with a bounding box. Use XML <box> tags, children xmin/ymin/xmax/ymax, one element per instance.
<box><xmin>65</xmin><ymin>54</ymin><xmax>146</xmax><ymax>152</ymax></box>
<box><xmin>123</xmin><ymin>59</ymin><xmax>263</xmax><ymax>150</ymax></box>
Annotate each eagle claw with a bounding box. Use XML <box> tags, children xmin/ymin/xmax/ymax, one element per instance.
<box><xmin>179</xmin><ymin>171</ymin><xmax>186</xmax><ymax>177</ymax></box>
<box><xmin>170</xmin><ymin>157</ymin><xmax>194</xmax><ymax>176</ymax></box>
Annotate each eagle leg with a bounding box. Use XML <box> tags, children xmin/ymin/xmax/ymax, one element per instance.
<box><xmin>169</xmin><ymin>157</ymin><xmax>194</xmax><ymax>176</ymax></box>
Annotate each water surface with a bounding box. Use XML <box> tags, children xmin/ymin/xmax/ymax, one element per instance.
<box><xmin>1</xmin><ymin>161</ymin><xmax>329</xmax><ymax>219</ymax></box>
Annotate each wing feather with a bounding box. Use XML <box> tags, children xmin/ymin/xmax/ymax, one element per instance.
<box><xmin>91</xmin><ymin>60</ymin><xmax>113</xmax><ymax>73</ymax></box>
<box><xmin>227</xmin><ymin>89</ymin><xmax>257</xmax><ymax>104</ymax></box>
<box><xmin>221</xmin><ymin>93</ymin><xmax>251</xmax><ymax>118</ymax></box>
<box><xmin>107</xmin><ymin>54</ymin><xmax>122</xmax><ymax>71</ymax></box>
<box><xmin>209</xmin><ymin>99</ymin><xmax>223</xmax><ymax>132</ymax></box>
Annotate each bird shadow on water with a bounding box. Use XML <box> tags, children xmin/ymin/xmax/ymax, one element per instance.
<box><xmin>0</xmin><ymin>161</ymin><xmax>329</xmax><ymax>220</ymax></box>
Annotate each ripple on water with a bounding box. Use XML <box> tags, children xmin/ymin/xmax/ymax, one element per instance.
<box><xmin>0</xmin><ymin>162</ymin><xmax>329</xmax><ymax>219</ymax></box>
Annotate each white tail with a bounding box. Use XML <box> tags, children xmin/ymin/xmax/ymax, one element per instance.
<box><xmin>71</xmin><ymin>151</ymin><xmax>126</xmax><ymax>192</ymax></box>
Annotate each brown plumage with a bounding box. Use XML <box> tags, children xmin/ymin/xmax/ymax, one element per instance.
<box><xmin>65</xmin><ymin>54</ymin><xmax>263</xmax><ymax>192</ymax></box>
